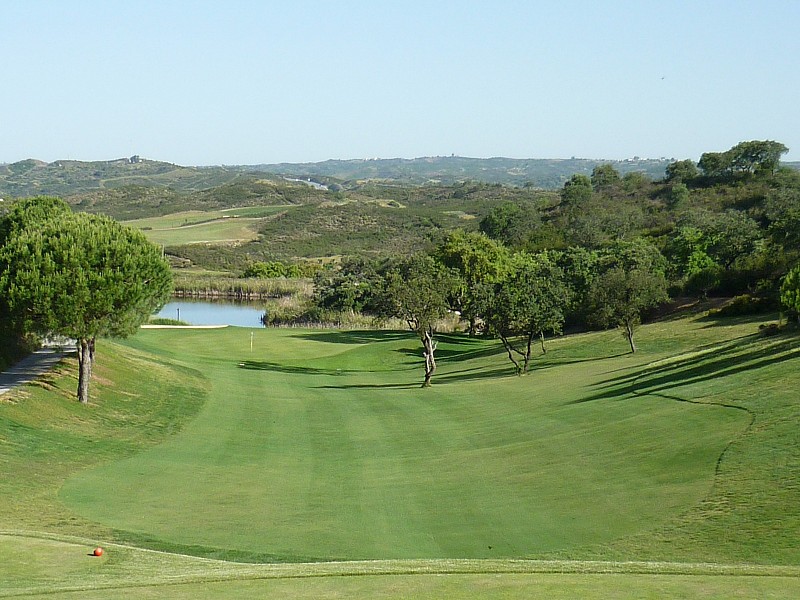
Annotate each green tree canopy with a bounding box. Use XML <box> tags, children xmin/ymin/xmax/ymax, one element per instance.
<box><xmin>434</xmin><ymin>230</ymin><xmax>511</xmax><ymax>335</ymax></box>
<box><xmin>676</xmin><ymin>209</ymin><xmax>763</xmax><ymax>270</ymax></box>
<box><xmin>0</xmin><ymin>204</ymin><xmax>172</xmax><ymax>403</ymax></box>
<box><xmin>591</xmin><ymin>164</ymin><xmax>621</xmax><ymax>192</ymax></box>
<box><xmin>479</xmin><ymin>201</ymin><xmax>541</xmax><ymax>248</ymax></box>
<box><xmin>378</xmin><ymin>254</ymin><xmax>459</xmax><ymax>387</ymax></box>
<box><xmin>481</xmin><ymin>252</ymin><xmax>570</xmax><ymax>374</ymax></box>
<box><xmin>780</xmin><ymin>264</ymin><xmax>800</xmax><ymax>323</ymax></box>
<box><xmin>765</xmin><ymin>188</ymin><xmax>800</xmax><ymax>258</ymax></box>
<box><xmin>699</xmin><ymin>140</ymin><xmax>789</xmax><ymax>181</ymax></box>
<box><xmin>560</xmin><ymin>174</ymin><xmax>593</xmax><ymax>205</ymax></box>
<box><xmin>588</xmin><ymin>266</ymin><xmax>669</xmax><ymax>353</ymax></box>
<box><xmin>0</xmin><ymin>196</ymin><xmax>72</xmax><ymax>246</ymax></box>
<box><xmin>601</xmin><ymin>237</ymin><xmax>668</xmax><ymax>276</ymax></box>
<box><xmin>313</xmin><ymin>257</ymin><xmax>386</xmax><ymax>314</ymax></box>
<box><xmin>665</xmin><ymin>159</ymin><xmax>699</xmax><ymax>183</ymax></box>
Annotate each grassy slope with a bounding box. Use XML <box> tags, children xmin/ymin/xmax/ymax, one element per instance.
<box><xmin>56</xmin><ymin>326</ymin><xmax>745</xmax><ymax>562</ymax></box>
<box><xmin>122</xmin><ymin>206</ymin><xmax>291</xmax><ymax>246</ymax></box>
<box><xmin>0</xmin><ymin>344</ymin><xmax>207</xmax><ymax>539</ymax></box>
<box><xmin>2</xmin><ymin>314</ymin><xmax>800</xmax><ymax>597</ymax></box>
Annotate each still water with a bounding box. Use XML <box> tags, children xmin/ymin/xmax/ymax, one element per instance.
<box><xmin>155</xmin><ymin>300</ymin><xmax>266</xmax><ymax>327</ymax></box>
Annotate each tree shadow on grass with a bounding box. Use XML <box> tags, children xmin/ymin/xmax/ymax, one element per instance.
<box><xmin>570</xmin><ymin>333</ymin><xmax>800</xmax><ymax>405</ymax></box>
<box><xmin>295</xmin><ymin>330</ymin><xmax>412</xmax><ymax>345</ymax></box>
<box><xmin>698</xmin><ymin>312</ymin><xmax>780</xmax><ymax>329</ymax></box>
<box><xmin>239</xmin><ymin>360</ymin><xmax>422</xmax><ymax>390</ymax></box>
<box><xmin>237</xmin><ymin>361</ymin><xmax>362</xmax><ymax>376</ymax></box>
<box><xmin>434</xmin><ymin>365</ymin><xmax>518</xmax><ymax>384</ymax></box>
<box><xmin>395</xmin><ymin>343</ymin><xmax>506</xmax><ymax>363</ymax></box>
<box><xmin>313</xmin><ymin>365</ymin><xmax>515</xmax><ymax>389</ymax></box>
<box><xmin>313</xmin><ymin>382</ymin><xmax>421</xmax><ymax>390</ymax></box>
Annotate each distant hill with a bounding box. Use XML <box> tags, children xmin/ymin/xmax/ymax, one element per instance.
<box><xmin>2</xmin><ymin>155</ymin><xmax>797</xmax><ymax>201</ymax></box>
<box><xmin>247</xmin><ymin>155</ymin><xmax>676</xmax><ymax>188</ymax></box>
<box><xmin>0</xmin><ymin>156</ymin><xmax>247</xmax><ymax>198</ymax></box>
<box><xmin>0</xmin><ymin>155</ymin><xmax>674</xmax><ymax>199</ymax></box>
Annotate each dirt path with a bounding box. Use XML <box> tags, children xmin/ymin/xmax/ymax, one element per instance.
<box><xmin>0</xmin><ymin>349</ymin><xmax>70</xmax><ymax>397</ymax></box>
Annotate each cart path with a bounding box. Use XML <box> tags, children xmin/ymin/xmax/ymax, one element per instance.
<box><xmin>0</xmin><ymin>349</ymin><xmax>70</xmax><ymax>396</ymax></box>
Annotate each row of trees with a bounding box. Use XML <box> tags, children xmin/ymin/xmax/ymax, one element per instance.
<box><xmin>0</xmin><ymin>197</ymin><xmax>172</xmax><ymax>403</ymax></box>
<box><xmin>313</xmin><ymin>232</ymin><xmax>670</xmax><ymax>385</ymax></box>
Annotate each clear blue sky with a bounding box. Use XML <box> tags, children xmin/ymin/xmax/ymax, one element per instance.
<box><xmin>2</xmin><ymin>0</ymin><xmax>798</xmax><ymax>165</ymax></box>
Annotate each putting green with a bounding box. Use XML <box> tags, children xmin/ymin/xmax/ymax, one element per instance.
<box><xmin>59</xmin><ymin>325</ymin><xmax>750</xmax><ymax>562</ymax></box>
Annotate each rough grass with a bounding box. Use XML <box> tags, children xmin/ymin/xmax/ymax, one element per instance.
<box><xmin>171</xmin><ymin>271</ymin><xmax>313</xmax><ymax>298</ymax></box>
<box><xmin>2</xmin><ymin>313</ymin><xmax>800</xmax><ymax>596</ymax></box>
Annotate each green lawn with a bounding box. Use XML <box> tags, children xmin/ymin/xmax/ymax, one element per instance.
<box><xmin>122</xmin><ymin>206</ymin><xmax>291</xmax><ymax>245</ymax></box>
<box><xmin>2</xmin><ymin>313</ymin><xmax>800</xmax><ymax>596</ymax></box>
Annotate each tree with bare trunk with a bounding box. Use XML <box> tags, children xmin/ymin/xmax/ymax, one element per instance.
<box><xmin>480</xmin><ymin>251</ymin><xmax>570</xmax><ymax>375</ymax></box>
<box><xmin>587</xmin><ymin>266</ymin><xmax>668</xmax><ymax>353</ymax></box>
<box><xmin>0</xmin><ymin>198</ymin><xmax>172</xmax><ymax>403</ymax></box>
<box><xmin>379</xmin><ymin>255</ymin><xmax>458</xmax><ymax>387</ymax></box>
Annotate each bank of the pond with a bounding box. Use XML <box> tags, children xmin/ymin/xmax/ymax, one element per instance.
<box><xmin>171</xmin><ymin>275</ymin><xmax>313</xmax><ymax>301</ymax></box>
<box><xmin>172</xmin><ymin>290</ymin><xmax>277</xmax><ymax>300</ymax></box>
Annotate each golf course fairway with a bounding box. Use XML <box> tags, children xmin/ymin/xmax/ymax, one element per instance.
<box><xmin>3</xmin><ymin>313</ymin><xmax>800</xmax><ymax>596</ymax></box>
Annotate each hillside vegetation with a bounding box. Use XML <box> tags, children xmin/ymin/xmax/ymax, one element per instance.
<box><xmin>0</xmin><ymin>155</ymin><xmax>676</xmax><ymax>197</ymax></box>
<box><xmin>2</xmin><ymin>147</ymin><xmax>797</xmax><ymax>302</ymax></box>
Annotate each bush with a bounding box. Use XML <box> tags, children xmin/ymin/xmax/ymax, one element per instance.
<box><xmin>148</xmin><ymin>317</ymin><xmax>189</xmax><ymax>326</ymax></box>
<box><xmin>242</xmin><ymin>260</ymin><xmax>320</xmax><ymax>279</ymax></box>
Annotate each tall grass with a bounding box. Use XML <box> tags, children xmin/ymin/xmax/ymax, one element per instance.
<box><xmin>172</xmin><ymin>272</ymin><xmax>312</xmax><ymax>299</ymax></box>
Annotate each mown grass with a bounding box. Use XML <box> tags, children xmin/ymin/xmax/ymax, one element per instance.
<box><xmin>123</xmin><ymin>206</ymin><xmax>291</xmax><ymax>230</ymax></box>
<box><xmin>122</xmin><ymin>205</ymin><xmax>293</xmax><ymax>246</ymax></box>
<box><xmin>2</xmin><ymin>313</ymin><xmax>800</xmax><ymax>597</ymax></box>
<box><xmin>4</xmin><ymin>534</ymin><xmax>800</xmax><ymax>599</ymax></box>
<box><xmin>0</xmin><ymin>344</ymin><xmax>207</xmax><ymax>540</ymax></box>
<box><xmin>136</xmin><ymin>218</ymin><xmax>261</xmax><ymax>246</ymax></box>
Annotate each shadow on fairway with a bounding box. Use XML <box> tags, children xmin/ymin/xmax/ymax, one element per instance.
<box><xmin>434</xmin><ymin>365</ymin><xmax>517</xmax><ymax>384</ymax></box>
<box><xmin>698</xmin><ymin>311</ymin><xmax>780</xmax><ymax>329</ymax></box>
<box><xmin>238</xmin><ymin>360</ymin><xmax>419</xmax><ymax>387</ymax></box>
<box><xmin>396</xmin><ymin>344</ymin><xmax>505</xmax><ymax>363</ymax></box>
<box><xmin>238</xmin><ymin>361</ymin><xmax>363</xmax><ymax>376</ymax></box>
<box><xmin>313</xmin><ymin>365</ymin><xmax>514</xmax><ymax>389</ymax></box>
<box><xmin>570</xmin><ymin>333</ymin><xmax>799</xmax><ymax>405</ymax></box>
<box><xmin>296</xmin><ymin>330</ymin><xmax>412</xmax><ymax>344</ymax></box>
<box><xmin>314</xmin><ymin>382</ymin><xmax>421</xmax><ymax>390</ymax></box>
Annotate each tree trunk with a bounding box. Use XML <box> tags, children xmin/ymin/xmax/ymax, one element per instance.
<box><xmin>500</xmin><ymin>335</ymin><xmax>523</xmax><ymax>375</ymax></box>
<box><xmin>539</xmin><ymin>330</ymin><xmax>546</xmax><ymax>355</ymax></box>
<box><xmin>624</xmin><ymin>322</ymin><xmax>636</xmax><ymax>353</ymax></box>
<box><xmin>522</xmin><ymin>331</ymin><xmax>534</xmax><ymax>374</ymax></box>
<box><xmin>421</xmin><ymin>329</ymin><xmax>437</xmax><ymax>387</ymax></box>
<box><xmin>76</xmin><ymin>337</ymin><xmax>95</xmax><ymax>404</ymax></box>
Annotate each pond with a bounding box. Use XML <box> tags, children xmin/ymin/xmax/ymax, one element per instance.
<box><xmin>155</xmin><ymin>300</ymin><xmax>266</xmax><ymax>328</ymax></box>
